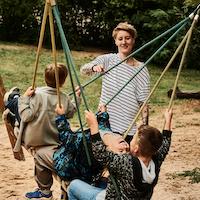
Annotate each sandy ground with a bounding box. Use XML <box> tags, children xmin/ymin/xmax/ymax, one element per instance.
<box><xmin>0</xmin><ymin>100</ymin><xmax>200</xmax><ymax>200</ymax></box>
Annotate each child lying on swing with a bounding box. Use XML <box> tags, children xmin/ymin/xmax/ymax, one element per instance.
<box><xmin>53</xmin><ymin>104</ymin><xmax>129</xmax><ymax>185</ymax></box>
<box><xmin>67</xmin><ymin>108</ymin><xmax>173</xmax><ymax>200</ymax></box>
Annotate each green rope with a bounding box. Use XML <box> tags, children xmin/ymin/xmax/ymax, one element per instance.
<box><xmin>53</xmin><ymin>6</ymin><xmax>89</xmax><ymax>111</ymax></box>
<box><xmin>68</xmin><ymin>16</ymin><xmax>190</xmax><ymax>96</ymax></box>
<box><xmin>52</xmin><ymin>5</ymin><xmax>91</xmax><ymax>166</ymax></box>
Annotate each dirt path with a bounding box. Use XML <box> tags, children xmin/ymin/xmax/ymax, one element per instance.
<box><xmin>0</xmin><ymin>101</ymin><xmax>199</xmax><ymax>200</ymax></box>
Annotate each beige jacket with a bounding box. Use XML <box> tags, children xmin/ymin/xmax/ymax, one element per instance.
<box><xmin>14</xmin><ymin>86</ymin><xmax>80</xmax><ymax>151</ymax></box>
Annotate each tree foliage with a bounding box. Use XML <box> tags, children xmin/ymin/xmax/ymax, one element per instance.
<box><xmin>0</xmin><ymin>0</ymin><xmax>199</xmax><ymax>69</ymax></box>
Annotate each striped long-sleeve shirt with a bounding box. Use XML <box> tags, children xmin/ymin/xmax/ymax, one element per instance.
<box><xmin>81</xmin><ymin>53</ymin><xmax>150</xmax><ymax>136</ymax></box>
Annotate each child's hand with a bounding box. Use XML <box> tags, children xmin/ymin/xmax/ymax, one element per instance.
<box><xmin>24</xmin><ymin>86</ymin><xmax>35</xmax><ymax>97</ymax></box>
<box><xmin>85</xmin><ymin>110</ymin><xmax>98</xmax><ymax>135</ymax></box>
<box><xmin>98</xmin><ymin>104</ymin><xmax>107</xmax><ymax>113</ymax></box>
<box><xmin>55</xmin><ymin>104</ymin><xmax>65</xmax><ymax>115</ymax></box>
<box><xmin>75</xmin><ymin>86</ymin><xmax>81</xmax><ymax>97</ymax></box>
<box><xmin>164</xmin><ymin>109</ymin><xmax>173</xmax><ymax>122</ymax></box>
<box><xmin>164</xmin><ymin>108</ymin><xmax>173</xmax><ymax>130</ymax></box>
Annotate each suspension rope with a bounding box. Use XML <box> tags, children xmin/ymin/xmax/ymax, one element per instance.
<box><xmin>123</xmin><ymin>9</ymin><xmax>199</xmax><ymax>138</ymax></box>
<box><xmin>52</xmin><ymin>4</ymin><xmax>91</xmax><ymax>166</ymax></box>
<box><xmin>53</xmin><ymin>6</ymin><xmax>89</xmax><ymax>111</ymax></box>
<box><xmin>32</xmin><ymin>1</ymin><xmax>49</xmax><ymax>89</ymax></box>
<box><xmin>49</xmin><ymin>4</ymin><xmax>61</xmax><ymax>107</ymax></box>
<box><xmin>168</xmin><ymin>10</ymin><xmax>199</xmax><ymax>110</ymax></box>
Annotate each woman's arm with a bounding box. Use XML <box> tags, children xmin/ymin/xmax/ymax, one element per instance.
<box><xmin>80</xmin><ymin>55</ymin><xmax>106</xmax><ymax>75</ymax></box>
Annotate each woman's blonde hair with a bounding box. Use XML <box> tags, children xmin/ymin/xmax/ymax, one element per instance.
<box><xmin>112</xmin><ymin>22</ymin><xmax>137</xmax><ymax>40</ymax></box>
<box><xmin>45</xmin><ymin>63</ymin><xmax>68</xmax><ymax>88</ymax></box>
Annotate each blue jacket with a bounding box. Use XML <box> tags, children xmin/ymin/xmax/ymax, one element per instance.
<box><xmin>53</xmin><ymin>112</ymin><xmax>111</xmax><ymax>182</ymax></box>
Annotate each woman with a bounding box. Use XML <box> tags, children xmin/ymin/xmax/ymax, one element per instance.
<box><xmin>81</xmin><ymin>22</ymin><xmax>150</xmax><ymax>143</ymax></box>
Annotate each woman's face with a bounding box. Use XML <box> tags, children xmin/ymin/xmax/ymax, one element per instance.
<box><xmin>115</xmin><ymin>30</ymin><xmax>135</xmax><ymax>56</ymax></box>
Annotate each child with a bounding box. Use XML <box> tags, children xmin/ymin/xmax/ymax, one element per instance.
<box><xmin>67</xmin><ymin>109</ymin><xmax>173</xmax><ymax>199</ymax></box>
<box><xmin>53</xmin><ymin>104</ymin><xmax>129</xmax><ymax>184</ymax></box>
<box><xmin>4</xmin><ymin>63</ymin><xmax>81</xmax><ymax>200</ymax></box>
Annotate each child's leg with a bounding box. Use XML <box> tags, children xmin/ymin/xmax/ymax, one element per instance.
<box><xmin>26</xmin><ymin>146</ymin><xmax>57</xmax><ymax>199</ymax></box>
<box><xmin>34</xmin><ymin>146</ymin><xmax>57</xmax><ymax>190</ymax></box>
<box><xmin>6</xmin><ymin>98</ymin><xmax>21</xmax><ymax>124</ymax></box>
<box><xmin>4</xmin><ymin>87</ymin><xmax>21</xmax><ymax>125</ymax></box>
<box><xmin>68</xmin><ymin>179</ymin><xmax>104</xmax><ymax>200</ymax></box>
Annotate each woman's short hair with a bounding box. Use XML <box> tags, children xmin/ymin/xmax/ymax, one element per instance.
<box><xmin>45</xmin><ymin>63</ymin><xmax>68</xmax><ymax>88</ymax></box>
<box><xmin>112</xmin><ymin>22</ymin><xmax>137</xmax><ymax>39</ymax></box>
<box><xmin>137</xmin><ymin>125</ymin><xmax>163</xmax><ymax>157</ymax></box>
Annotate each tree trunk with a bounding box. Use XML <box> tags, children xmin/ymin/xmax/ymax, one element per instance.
<box><xmin>168</xmin><ymin>87</ymin><xmax>200</xmax><ymax>99</ymax></box>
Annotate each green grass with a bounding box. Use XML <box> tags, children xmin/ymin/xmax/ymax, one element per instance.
<box><xmin>168</xmin><ymin>168</ymin><xmax>200</xmax><ymax>184</ymax></box>
<box><xmin>1</xmin><ymin>42</ymin><xmax>200</xmax><ymax>126</ymax></box>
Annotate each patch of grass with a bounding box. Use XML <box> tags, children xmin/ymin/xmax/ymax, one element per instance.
<box><xmin>193</xmin><ymin>107</ymin><xmax>200</xmax><ymax>112</ymax></box>
<box><xmin>169</xmin><ymin>168</ymin><xmax>200</xmax><ymax>184</ymax></box>
<box><xmin>1</xmin><ymin>43</ymin><xmax>200</xmax><ymax>126</ymax></box>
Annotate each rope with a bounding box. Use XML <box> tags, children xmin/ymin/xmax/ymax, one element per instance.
<box><xmin>53</xmin><ymin>6</ymin><xmax>89</xmax><ymax>111</ymax></box>
<box><xmin>167</xmin><ymin>10</ymin><xmax>199</xmax><ymax>110</ymax></box>
<box><xmin>48</xmin><ymin>5</ymin><xmax>61</xmax><ymax>107</ymax></box>
<box><xmin>32</xmin><ymin>1</ymin><xmax>49</xmax><ymax>89</ymax></box>
<box><xmin>52</xmin><ymin>5</ymin><xmax>91</xmax><ymax>166</ymax></box>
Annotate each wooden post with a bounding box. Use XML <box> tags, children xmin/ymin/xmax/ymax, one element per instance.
<box><xmin>0</xmin><ymin>75</ymin><xmax>25</xmax><ymax>161</ymax></box>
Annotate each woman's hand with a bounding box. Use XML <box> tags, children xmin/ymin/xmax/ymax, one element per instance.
<box><xmin>92</xmin><ymin>65</ymin><xmax>104</xmax><ymax>73</ymax></box>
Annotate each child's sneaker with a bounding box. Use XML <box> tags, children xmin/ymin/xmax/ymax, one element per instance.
<box><xmin>3</xmin><ymin>87</ymin><xmax>20</xmax><ymax>105</ymax></box>
<box><xmin>25</xmin><ymin>188</ymin><xmax>53</xmax><ymax>200</ymax></box>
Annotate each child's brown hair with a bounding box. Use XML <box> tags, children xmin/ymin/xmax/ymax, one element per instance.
<box><xmin>137</xmin><ymin>125</ymin><xmax>163</xmax><ymax>157</ymax></box>
<box><xmin>45</xmin><ymin>63</ymin><xmax>68</xmax><ymax>88</ymax></box>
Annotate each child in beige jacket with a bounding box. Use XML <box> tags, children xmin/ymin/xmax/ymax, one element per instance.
<box><xmin>4</xmin><ymin>63</ymin><xmax>81</xmax><ymax>199</ymax></box>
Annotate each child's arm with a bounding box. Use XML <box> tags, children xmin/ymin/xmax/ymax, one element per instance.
<box><xmin>18</xmin><ymin>86</ymin><xmax>38</xmax><ymax>122</ymax></box>
<box><xmin>156</xmin><ymin>109</ymin><xmax>173</xmax><ymax>166</ymax></box>
<box><xmin>85</xmin><ymin>110</ymin><xmax>130</xmax><ymax>174</ymax></box>
<box><xmin>85</xmin><ymin>110</ymin><xmax>129</xmax><ymax>153</ymax></box>
<box><xmin>164</xmin><ymin>109</ymin><xmax>173</xmax><ymax>131</ymax></box>
<box><xmin>55</xmin><ymin>104</ymin><xmax>73</xmax><ymax>143</ymax></box>
<box><xmin>65</xmin><ymin>86</ymin><xmax>81</xmax><ymax>119</ymax></box>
